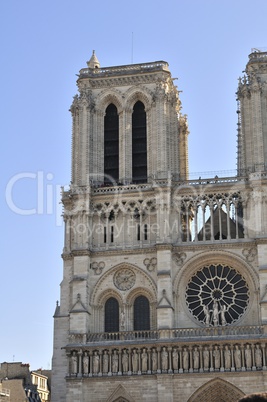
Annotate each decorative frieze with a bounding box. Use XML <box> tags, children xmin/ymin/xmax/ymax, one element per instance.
<box><xmin>66</xmin><ymin>341</ymin><xmax>266</xmax><ymax>378</ymax></box>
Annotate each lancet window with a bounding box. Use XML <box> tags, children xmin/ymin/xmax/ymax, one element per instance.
<box><xmin>132</xmin><ymin>101</ymin><xmax>147</xmax><ymax>183</ymax></box>
<box><xmin>105</xmin><ymin>297</ymin><xmax>119</xmax><ymax>332</ymax></box>
<box><xmin>134</xmin><ymin>295</ymin><xmax>150</xmax><ymax>331</ymax></box>
<box><xmin>104</xmin><ymin>104</ymin><xmax>119</xmax><ymax>183</ymax></box>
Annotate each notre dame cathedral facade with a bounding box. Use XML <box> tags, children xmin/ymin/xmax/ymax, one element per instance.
<box><xmin>52</xmin><ymin>50</ymin><xmax>267</xmax><ymax>401</ymax></box>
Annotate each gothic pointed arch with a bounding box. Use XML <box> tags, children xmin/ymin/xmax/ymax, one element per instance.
<box><xmin>91</xmin><ymin>263</ymin><xmax>157</xmax><ymax>306</ymax></box>
<box><xmin>106</xmin><ymin>384</ymin><xmax>135</xmax><ymax>402</ymax></box>
<box><xmin>96</xmin><ymin>89</ymin><xmax>123</xmax><ymax>113</ymax></box>
<box><xmin>124</xmin><ymin>86</ymin><xmax>153</xmax><ymax>112</ymax></box>
<box><xmin>187</xmin><ymin>378</ymin><xmax>245</xmax><ymax>402</ymax></box>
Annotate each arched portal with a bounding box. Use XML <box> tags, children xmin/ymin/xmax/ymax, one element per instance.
<box><xmin>187</xmin><ymin>378</ymin><xmax>244</xmax><ymax>402</ymax></box>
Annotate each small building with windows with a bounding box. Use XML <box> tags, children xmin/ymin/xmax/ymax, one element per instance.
<box><xmin>52</xmin><ymin>50</ymin><xmax>267</xmax><ymax>401</ymax></box>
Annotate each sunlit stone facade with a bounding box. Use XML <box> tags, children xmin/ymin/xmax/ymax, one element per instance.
<box><xmin>52</xmin><ymin>50</ymin><xmax>267</xmax><ymax>402</ymax></box>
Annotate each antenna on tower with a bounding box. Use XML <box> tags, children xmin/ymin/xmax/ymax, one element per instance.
<box><xmin>131</xmin><ymin>32</ymin><xmax>134</xmax><ymax>64</ymax></box>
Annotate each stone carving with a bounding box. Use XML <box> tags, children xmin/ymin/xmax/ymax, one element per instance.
<box><xmin>120</xmin><ymin>309</ymin><xmax>125</xmax><ymax>330</ymax></box>
<box><xmin>83</xmin><ymin>352</ymin><xmax>89</xmax><ymax>375</ymax></box>
<box><xmin>132</xmin><ymin>349</ymin><xmax>138</xmax><ymax>372</ymax></box>
<box><xmin>151</xmin><ymin>348</ymin><xmax>157</xmax><ymax>371</ymax></box>
<box><xmin>143</xmin><ymin>257</ymin><xmax>157</xmax><ymax>271</ymax></box>
<box><xmin>213</xmin><ymin>345</ymin><xmax>220</xmax><ymax>369</ymax></box>
<box><xmin>141</xmin><ymin>349</ymin><xmax>148</xmax><ymax>372</ymax></box>
<box><xmin>245</xmin><ymin>344</ymin><xmax>252</xmax><ymax>368</ymax></box>
<box><xmin>224</xmin><ymin>346</ymin><xmax>231</xmax><ymax>369</ymax></box>
<box><xmin>68</xmin><ymin>342</ymin><xmax>267</xmax><ymax>377</ymax></box>
<box><xmin>172</xmin><ymin>252</ymin><xmax>187</xmax><ymax>266</ymax></box>
<box><xmin>161</xmin><ymin>347</ymin><xmax>168</xmax><ymax>370</ymax></box>
<box><xmin>172</xmin><ymin>348</ymin><xmax>179</xmax><ymax>371</ymax></box>
<box><xmin>112</xmin><ymin>350</ymin><xmax>119</xmax><ymax>373</ymax></box>
<box><xmin>212</xmin><ymin>301</ymin><xmax>219</xmax><ymax>327</ymax></box>
<box><xmin>203</xmin><ymin>346</ymin><xmax>209</xmax><ymax>370</ymax></box>
<box><xmin>203</xmin><ymin>305</ymin><xmax>210</xmax><ymax>326</ymax></box>
<box><xmin>242</xmin><ymin>247</ymin><xmax>257</xmax><ymax>262</ymax></box>
<box><xmin>114</xmin><ymin>268</ymin><xmax>136</xmax><ymax>290</ymax></box>
<box><xmin>93</xmin><ymin>351</ymin><xmax>100</xmax><ymax>374</ymax></box>
<box><xmin>234</xmin><ymin>345</ymin><xmax>241</xmax><ymax>369</ymax></box>
<box><xmin>220</xmin><ymin>304</ymin><xmax>227</xmax><ymax>326</ymax></box>
<box><xmin>255</xmin><ymin>344</ymin><xmax>262</xmax><ymax>367</ymax></box>
<box><xmin>71</xmin><ymin>352</ymin><xmax>78</xmax><ymax>375</ymax></box>
<box><xmin>91</xmin><ymin>261</ymin><xmax>105</xmax><ymax>275</ymax></box>
<box><xmin>122</xmin><ymin>350</ymin><xmax>128</xmax><ymax>372</ymax></box>
<box><xmin>193</xmin><ymin>347</ymin><xmax>199</xmax><ymax>370</ymax></box>
<box><xmin>102</xmin><ymin>350</ymin><xmax>109</xmax><ymax>373</ymax></box>
<box><xmin>183</xmin><ymin>348</ymin><xmax>189</xmax><ymax>370</ymax></box>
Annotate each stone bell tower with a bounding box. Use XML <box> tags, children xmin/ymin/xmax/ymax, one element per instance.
<box><xmin>52</xmin><ymin>51</ymin><xmax>189</xmax><ymax>401</ymax></box>
<box><xmin>237</xmin><ymin>49</ymin><xmax>267</xmax><ymax>174</ymax></box>
<box><xmin>52</xmin><ymin>51</ymin><xmax>267</xmax><ymax>402</ymax></box>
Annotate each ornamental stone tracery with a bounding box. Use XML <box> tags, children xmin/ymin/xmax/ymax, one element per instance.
<box><xmin>114</xmin><ymin>268</ymin><xmax>136</xmax><ymax>291</ymax></box>
<box><xmin>185</xmin><ymin>264</ymin><xmax>250</xmax><ymax>327</ymax></box>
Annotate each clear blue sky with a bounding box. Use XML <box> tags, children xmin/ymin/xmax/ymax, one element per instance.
<box><xmin>1</xmin><ymin>0</ymin><xmax>267</xmax><ymax>370</ymax></box>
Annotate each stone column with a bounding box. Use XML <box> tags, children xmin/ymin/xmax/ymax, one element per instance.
<box><xmin>199</xmin><ymin>345</ymin><xmax>203</xmax><ymax>373</ymax></box>
<box><xmin>78</xmin><ymin>350</ymin><xmax>82</xmax><ymax>377</ymax></box>
<box><xmin>157</xmin><ymin>347</ymin><xmax>161</xmax><ymax>374</ymax></box>
<box><xmin>261</xmin><ymin>343</ymin><xmax>266</xmax><ymax>370</ymax></box>
<box><xmin>220</xmin><ymin>345</ymin><xmax>224</xmax><ymax>372</ymax></box>
<box><xmin>89</xmin><ymin>350</ymin><xmax>93</xmax><ymax>377</ymax></box>
<box><xmin>241</xmin><ymin>344</ymin><xmax>246</xmax><ymax>371</ymax></box>
<box><xmin>209</xmin><ymin>346</ymin><xmax>214</xmax><ymax>372</ymax></box>
<box><xmin>230</xmin><ymin>345</ymin><xmax>235</xmax><ymax>372</ymax></box>
<box><xmin>168</xmin><ymin>347</ymin><xmax>173</xmax><ymax>373</ymax></box>
<box><xmin>98</xmin><ymin>350</ymin><xmax>103</xmax><ymax>376</ymax></box>
<box><xmin>118</xmin><ymin>349</ymin><xmax>122</xmax><ymax>376</ymax></box>
<box><xmin>251</xmin><ymin>344</ymin><xmax>256</xmax><ymax>371</ymax></box>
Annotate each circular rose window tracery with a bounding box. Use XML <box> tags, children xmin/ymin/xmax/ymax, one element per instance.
<box><xmin>185</xmin><ymin>264</ymin><xmax>250</xmax><ymax>326</ymax></box>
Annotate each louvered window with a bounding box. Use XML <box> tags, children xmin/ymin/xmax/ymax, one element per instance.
<box><xmin>104</xmin><ymin>104</ymin><xmax>119</xmax><ymax>183</ymax></box>
<box><xmin>132</xmin><ymin>101</ymin><xmax>147</xmax><ymax>183</ymax></box>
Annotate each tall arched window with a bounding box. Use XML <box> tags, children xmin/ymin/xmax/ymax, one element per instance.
<box><xmin>132</xmin><ymin>101</ymin><xmax>147</xmax><ymax>183</ymax></box>
<box><xmin>105</xmin><ymin>297</ymin><xmax>119</xmax><ymax>332</ymax></box>
<box><xmin>104</xmin><ymin>104</ymin><xmax>119</xmax><ymax>183</ymax></box>
<box><xmin>134</xmin><ymin>295</ymin><xmax>150</xmax><ymax>330</ymax></box>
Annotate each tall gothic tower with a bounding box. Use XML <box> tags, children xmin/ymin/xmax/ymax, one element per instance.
<box><xmin>52</xmin><ymin>51</ymin><xmax>267</xmax><ymax>402</ymax></box>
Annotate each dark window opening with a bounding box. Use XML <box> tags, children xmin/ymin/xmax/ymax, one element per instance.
<box><xmin>105</xmin><ymin>297</ymin><xmax>119</xmax><ymax>332</ymax></box>
<box><xmin>132</xmin><ymin>101</ymin><xmax>147</xmax><ymax>183</ymax></box>
<box><xmin>137</xmin><ymin>224</ymin><xmax>140</xmax><ymax>241</ymax></box>
<box><xmin>134</xmin><ymin>295</ymin><xmax>150</xmax><ymax>330</ymax></box>
<box><xmin>111</xmin><ymin>225</ymin><xmax>114</xmax><ymax>243</ymax></box>
<box><xmin>104</xmin><ymin>104</ymin><xmax>119</xmax><ymax>184</ymax></box>
<box><xmin>104</xmin><ymin>226</ymin><xmax>107</xmax><ymax>243</ymax></box>
<box><xmin>144</xmin><ymin>224</ymin><xmax>148</xmax><ymax>240</ymax></box>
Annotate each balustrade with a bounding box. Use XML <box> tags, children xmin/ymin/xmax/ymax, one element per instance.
<box><xmin>85</xmin><ymin>325</ymin><xmax>263</xmax><ymax>344</ymax></box>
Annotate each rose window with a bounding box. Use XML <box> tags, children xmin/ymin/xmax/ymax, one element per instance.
<box><xmin>185</xmin><ymin>264</ymin><xmax>249</xmax><ymax>326</ymax></box>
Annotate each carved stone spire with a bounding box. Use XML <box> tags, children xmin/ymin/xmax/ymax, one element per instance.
<box><xmin>87</xmin><ymin>50</ymin><xmax>100</xmax><ymax>69</ymax></box>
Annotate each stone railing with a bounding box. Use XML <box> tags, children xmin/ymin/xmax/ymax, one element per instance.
<box><xmin>85</xmin><ymin>325</ymin><xmax>264</xmax><ymax>344</ymax></box>
<box><xmin>65</xmin><ymin>340</ymin><xmax>267</xmax><ymax>378</ymax></box>
<box><xmin>79</xmin><ymin>61</ymin><xmax>170</xmax><ymax>78</ymax></box>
